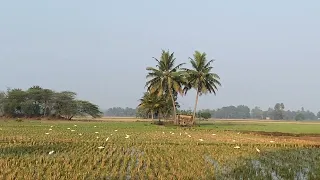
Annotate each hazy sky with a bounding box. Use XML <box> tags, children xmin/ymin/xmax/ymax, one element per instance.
<box><xmin>0</xmin><ymin>1</ymin><xmax>319</xmax><ymax>112</ymax></box>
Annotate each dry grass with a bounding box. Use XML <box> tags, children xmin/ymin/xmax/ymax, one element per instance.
<box><xmin>0</xmin><ymin>120</ymin><xmax>319</xmax><ymax>179</ymax></box>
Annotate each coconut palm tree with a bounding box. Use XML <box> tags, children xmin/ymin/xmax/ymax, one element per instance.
<box><xmin>183</xmin><ymin>51</ymin><xmax>221</xmax><ymax>124</ymax></box>
<box><xmin>145</xmin><ymin>50</ymin><xmax>187</xmax><ymax>124</ymax></box>
<box><xmin>138</xmin><ymin>91</ymin><xmax>164</xmax><ymax>120</ymax></box>
<box><xmin>138</xmin><ymin>91</ymin><xmax>180</xmax><ymax>121</ymax></box>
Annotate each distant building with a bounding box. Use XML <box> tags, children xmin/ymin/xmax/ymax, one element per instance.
<box><xmin>266</xmin><ymin>117</ymin><xmax>270</xmax><ymax>120</ymax></box>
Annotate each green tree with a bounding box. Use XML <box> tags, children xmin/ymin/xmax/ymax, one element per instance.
<box><xmin>138</xmin><ymin>91</ymin><xmax>179</xmax><ymax>121</ymax></box>
<box><xmin>183</xmin><ymin>51</ymin><xmax>221</xmax><ymax>124</ymax></box>
<box><xmin>136</xmin><ymin>107</ymin><xmax>148</xmax><ymax>119</ymax></box>
<box><xmin>52</xmin><ymin>92</ymin><xmax>102</xmax><ymax>120</ymax></box>
<box><xmin>295</xmin><ymin>113</ymin><xmax>305</xmax><ymax>121</ymax></box>
<box><xmin>284</xmin><ymin>110</ymin><xmax>296</xmax><ymax>120</ymax></box>
<box><xmin>4</xmin><ymin>88</ymin><xmax>27</xmax><ymax>117</ymax></box>
<box><xmin>138</xmin><ymin>92</ymin><xmax>165</xmax><ymax>120</ymax></box>
<box><xmin>317</xmin><ymin>111</ymin><xmax>320</xmax><ymax>119</ymax></box>
<box><xmin>251</xmin><ymin>106</ymin><xmax>263</xmax><ymax>119</ymax></box>
<box><xmin>105</xmin><ymin>107</ymin><xmax>136</xmax><ymax>117</ymax></box>
<box><xmin>159</xmin><ymin>93</ymin><xmax>180</xmax><ymax>120</ymax></box>
<box><xmin>17</xmin><ymin>86</ymin><xmax>54</xmax><ymax>117</ymax></box>
<box><xmin>236</xmin><ymin>105</ymin><xmax>251</xmax><ymax>119</ymax></box>
<box><xmin>41</xmin><ymin>89</ymin><xmax>54</xmax><ymax>117</ymax></box>
<box><xmin>76</xmin><ymin>100</ymin><xmax>102</xmax><ymax>118</ymax></box>
<box><xmin>199</xmin><ymin>111</ymin><xmax>211</xmax><ymax>120</ymax></box>
<box><xmin>145</xmin><ymin>50</ymin><xmax>187</xmax><ymax>124</ymax></box>
<box><xmin>0</xmin><ymin>86</ymin><xmax>101</xmax><ymax>120</ymax></box>
<box><xmin>273</xmin><ymin>103</ymin><xmax>285</xmax><ymax>120</ymax></box>
<box><xmin>214</xmin><ymin>106</ymin><xmax>236</xmax><ymax>119</ymax></box>
<box><xmin>53</xmin><ymin>91</ymin><xmax>78</xmax><ymax>120</ymax></box>
<box><xmin>23</xmin><ymin>86</ymin><xmax>44</xmax><ymax>117</ymax></box>
<box><xmin>263</xmin><ymin>108</ymin><xmax>274</xmax><ymax>119</ymax></box>
<box><xmin>302</xmin><ymin>110</ymin><xmax>317</xmax><ymax>120</ymax></box>
<box><xmin>213</xmin><ymin>105</ymin><xmax>250</xmax><ymax>119</ymax></box>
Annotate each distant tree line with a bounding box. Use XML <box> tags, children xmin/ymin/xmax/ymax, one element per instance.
<box><xmin>0</xmin><ymin>86</ymin><xmax>102</xmax><ymax>120</ymax></box>
<box><xmin>105</xmin><ymin>107</ymin><xmax>136</xmax><ymax>117</ymax></box>
<box><xmin>105</xmin><ymin>102</ymin><xmax>320</xmax><ymax>121</ymax></box>
<box><xmin>191</xmin><ymin>104</ymin><xmax>319</xmax><ymax>121</ymax></box>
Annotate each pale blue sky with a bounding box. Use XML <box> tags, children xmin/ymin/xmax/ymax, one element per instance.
<box><xmin>0</xmin><ymin>0</ymin><xmax>319</xmax><ymax>112</ymax></box>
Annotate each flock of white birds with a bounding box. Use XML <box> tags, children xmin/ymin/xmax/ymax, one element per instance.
<box><xmin>44</xmin><ymin>124</ymin><xmax>277</xmax><ymax>155</ymax></box>
<box><xmin>45</xmin><ymin>125</ymin><xmax>132</xmax><ymax>153</ymax></box>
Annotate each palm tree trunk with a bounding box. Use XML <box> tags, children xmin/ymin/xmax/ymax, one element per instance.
<box><xmin>169</xmin><ymin>90</ymin><xmax>177</xmax><ymax>124</ymax></box>
<box><xmin>192</xmin><ymin>91</ymin><xmax>200</xmax><ymax>125</ymax></box>
<box><xmin>151</xmin><ymin>110</ymin><xmax>154</xmax><ymax>120</ymax></box>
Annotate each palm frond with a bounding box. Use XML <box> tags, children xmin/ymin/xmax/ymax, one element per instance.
<box><xmin>189</xmin><ymin>58</ymin><xmax>198</xmax><ymax>70</ymax></box>
<box><xmin>152</xmin><ymin>57</ymin><xmax>161</xmax><ymax>65</ymax></box>
<box><xmin>185</xmin><ymin>51</ymin><xmax>222</xmax><ymax>97</ymax></box>
<box><xmin>171</xmin><ymin>62</ymin><xmax>185</xmax><ymax>72</ymax></box>
<box><xmin>172</xmin><ymin>81</ymin><xmax>183</xmax><ymax>95</ymax></box>
<box><xmin>204</xmin><ymin>59</ymin><xmax>214</xmax><ymax>69</ymax></box>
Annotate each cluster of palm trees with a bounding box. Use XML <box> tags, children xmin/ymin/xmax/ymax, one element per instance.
<box><xmin>138</xmin><ymin>50</ymin><xmax>221</xmax><ymax>125</ymax></box>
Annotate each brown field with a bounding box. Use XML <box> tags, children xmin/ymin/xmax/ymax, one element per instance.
<box><xmin>1</xmin><ymin>119</ymin><xmax>320</xmax><ymax>179</ymax></box>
